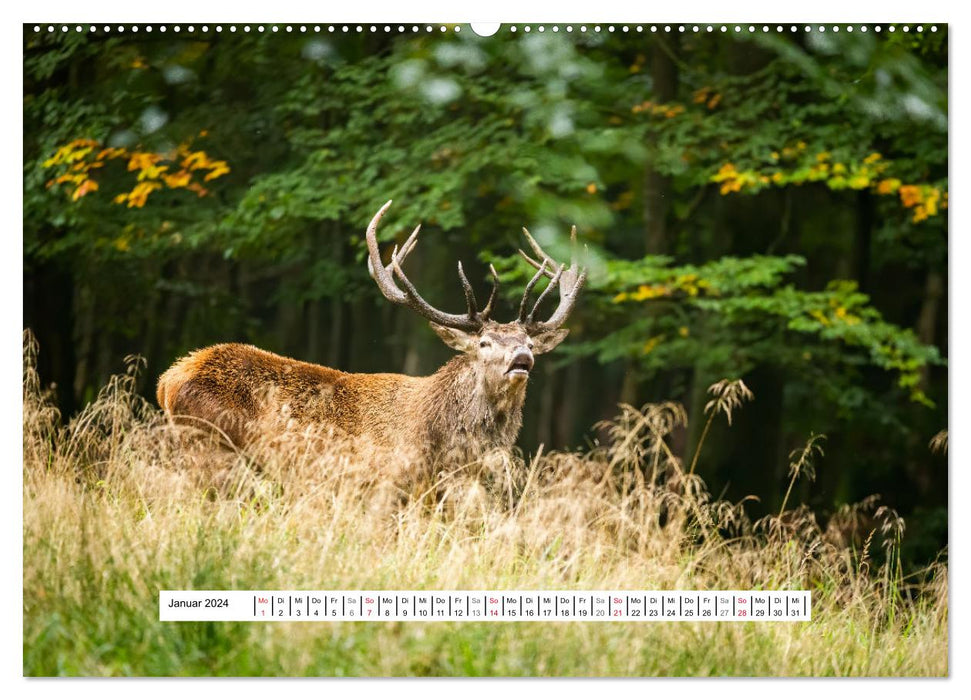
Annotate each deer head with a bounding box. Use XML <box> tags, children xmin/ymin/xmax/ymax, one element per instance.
<box><xmin>365</xmin><ymin>200</ymin><xmax>587</xmax><ymax>391</ymax></box>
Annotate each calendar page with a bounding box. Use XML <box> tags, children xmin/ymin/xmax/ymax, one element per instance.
<box><xmin>22</xmin><ymin>15</ymin><xmax>948</xmax><ymax>679</ymax></box>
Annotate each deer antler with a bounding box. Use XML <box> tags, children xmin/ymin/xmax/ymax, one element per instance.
<box><xmin>479</xmin><ymin>263</ymin><xmax>501</xmax><ymax>320</ymax></box>
<box><xmin>518</xmin><ymin>225</ymin><xmax>587</xmax><ymax>332</ymax></box>
<box><xmin>365</xmin><ymin>201</ymin><xmax>499</xmax><ymax>331</ymax></box>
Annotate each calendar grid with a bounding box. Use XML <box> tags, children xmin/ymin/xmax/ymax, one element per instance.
<box><xmin>161</xmin><ymin>590</ymin><xmax>812</xmax><ymax>622</ymax></box>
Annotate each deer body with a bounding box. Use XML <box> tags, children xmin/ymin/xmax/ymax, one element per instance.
<box><xmin>157</xmin><ymin>201</ymin><xmax>586</xmax><ymax>466</ymax></box>
<box><xmin>157</xmin><ymin>338</ymin><xmax>528</xmax><ymax>463</ymax></box>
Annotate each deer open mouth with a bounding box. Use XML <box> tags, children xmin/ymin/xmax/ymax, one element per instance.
<box><xmin>506</xmin><ymin>352</ymin><xmax>534</xmax><ymax>377</ymax></box>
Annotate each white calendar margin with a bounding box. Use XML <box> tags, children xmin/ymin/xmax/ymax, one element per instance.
<box><xmin>160</xmin><ymin>590</ymin><xmax>811</xmax><ymax>622</ymax></box>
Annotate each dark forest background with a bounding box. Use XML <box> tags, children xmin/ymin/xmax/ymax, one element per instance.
<box><xmin>23</xmin><ymin>24</ymin><xmax>947</xmax><ymax>565</ymax></box>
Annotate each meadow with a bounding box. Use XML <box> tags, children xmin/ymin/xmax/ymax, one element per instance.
<box><xmin>22</xmin><ymin>335</ymin><xmax>947</xmax><ymax>676</ymax></box>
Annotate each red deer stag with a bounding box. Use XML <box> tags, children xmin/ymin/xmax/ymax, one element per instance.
<box><xmin>157</xmin><ymin>200</ymin><xmax>586</xmax><ymax>465</ymax></box>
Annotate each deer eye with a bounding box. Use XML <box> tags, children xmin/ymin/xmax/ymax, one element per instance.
<box><xmin>479</xmin><ymin>340</ymin><xmax>490</xmax><ymax>348</ymax></box>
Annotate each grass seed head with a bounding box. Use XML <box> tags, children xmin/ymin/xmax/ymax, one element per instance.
<box><xmin>704</xmin><ymin>378</ymin><xmax>754</xmax><ymax>426</ymax></box>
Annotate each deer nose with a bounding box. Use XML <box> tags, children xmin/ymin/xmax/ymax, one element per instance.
<box><xmin>507</xmin><ymin>348</ymin><xmax>534</xmax><ymax>375</ymax></box>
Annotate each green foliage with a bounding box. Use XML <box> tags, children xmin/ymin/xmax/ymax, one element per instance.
<box><xmin>571</xmin><ymin>254</ymin><xmax>941</xmax><ymax>407</ymax></box>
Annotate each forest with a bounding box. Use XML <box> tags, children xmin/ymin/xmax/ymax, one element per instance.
<box><xmin>24</xmin><ymin>24</ymin><xmax>947</xmax><ymax>567</ymax></box>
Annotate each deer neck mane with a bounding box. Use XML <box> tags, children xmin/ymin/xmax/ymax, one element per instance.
<box><xmin>418</xmin><ymin>354</ymin><xmax>527</xmax><ymax>459</ymax></box>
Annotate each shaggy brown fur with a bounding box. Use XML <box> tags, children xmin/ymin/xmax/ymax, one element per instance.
<box><xmin>156</xmin><ymin>321</ymin><xmax>559</xmax><ymax>467</ymax></box>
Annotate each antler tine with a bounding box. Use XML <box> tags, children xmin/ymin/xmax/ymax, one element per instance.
<box><xmin>518</xmin><ymin>249</ymin><xmax>552</xmax><ymax>277</ymax></box>
<box><xmin>568</xmin><ymin>225</ymin><xmax>579</xmax><ymax>270</ymax></box>
<box><xmin>366</xmin><ymin>200</ymin><xmax>407</xmax><ymax>303</ymax></box>
<box><xmin>366</xmin><ymin>201</ymin><xmax>482</xmax><ymax>332</ymax></box>
<box><xmin>390</xmin><ymin>255</ymin><xmax>481</xmax><ymax>331</ymax></box>
<box><xmin>519</xmin><ymin>224</ymin><xmax>588</xmax><ymax>332</ymax></box>
<box><xmin>521</xmin><ymin>225</ymin><xmax>581</xmax><ymax>273</ymax></box>
<box><xmin>397</xmin><ymin>224</ymin><xmax>421</xmax><ymax>263</ymax></box>
<box><xmin>367</xmin><ymin>223</ymin><xmax>421</xmax><ymax>279</ymax></box>
<box><xmin>518</xmin><ymin>259</ymin><xmax>549</xmax><ymax>323</ymax></box>
<box><xmin>519</xmin><ymin>227</ymin><xmax>557</xmax><ymax>279</ymax></box>
<box><xmin>457</xmin><ymin>261</ymin><xmax>479</xmax><ymax>318</ymax></box>
<box><xmin>521</xmin><ymin>226</ymin><xmax>548</xmax><ymax>263</ymax></box>
<box><xmin>527</xmin><ymin>263</ymin><xmax>565</xmax><ymax>324</ymax></box>
<box><xmin>532</xmin><ymin>266</ymin><xmax>587</xmax><ymax>332</ymax></box>
<box><xmin>480</xmin><ymin>264</ymin><xmax>500</xmax><ymax>320</ymax></box>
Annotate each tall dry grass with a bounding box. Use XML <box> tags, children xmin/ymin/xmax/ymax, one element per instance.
<box><xmin>22</xmin><ymin>331</ymin><xmax>947</xmax><ymax>676</ymax></box>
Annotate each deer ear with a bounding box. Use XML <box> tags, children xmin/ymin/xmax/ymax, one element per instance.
<box><xmin>429</xmin><ymin>322</ymin><xmax>477</xmax><ymax>352</ymax></box>
<box><xmin>531</xmin><ymin>328</ymin><xmax>569</xmax><ymax>354</ymax></box>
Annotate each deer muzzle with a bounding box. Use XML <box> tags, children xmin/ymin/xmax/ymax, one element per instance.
<box><xmin>505</xmin><ymin>348</ymin><xmax>534</xmax><ymax>378</ymax></box>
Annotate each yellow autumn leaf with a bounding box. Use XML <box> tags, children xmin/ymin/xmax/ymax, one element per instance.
<box><xmin>55</xmin><ymin>173</ymin><xmax>84</xmax><ymax>185</ymax></box>
<box><xmin>899</xmin><ymin>185</ymin><xmax>923</xmax><ymax>208</ymax></box>
<box><xmin>808</xmin><ymin>163</ymin><xmax>830</xmax><ymax>180</ymax></box>
<box><xmin>203</xmin><ymin>162</ymin><xmax>230</xmax><ymax>181</ymax></box>
<box><xmin>164</xmin><ymin>170</ymin><xmax>192</xmax><ymax>188</ymax></box>
<box><xmin>642</xmin><ymin>335</ymin><xmax>664</xmax><ymax>355</ymax></box>
<box><xmin>182</xmin><ymin>151</ymin><xmax>213</xmax><ymax>171</ymax></box>
<box><xmin>714</xmin><ymin>163</ymin><xmax>737</xmax><ymax>179</ymax></box>
<box><xmin>71</xmin><ymin>179</ymin><xmax>98</xmax><ymax>201</ymax></box>
<box><xmin>43</xmin><ymin>145</ymin><xmax>71</xmax><ymax>168</ymax></box>
<box><xmin>96</xmin><ymin>147</ymin><xmax>128</xmax><ymax>161</ymax></box>
<box><xmin>834</xmin><ymin>307</ymin><xmax>860</xmax><ymax>325</ymax></box>
<box><xmin>876</xmin><ymin>178</ymin><xmax>901</xmax><ymax>195</ymax></box>
<box><xmin>137</xmin><ymin>164</ymin><xmax>169</xmax><ymax>181</ymax></box>
<box><xmin>720</xmin><ymin>179</ymin><xmax>743</xmax><ymax>195</ymax></box>
<box><xmin>630</xmin><ymin>284</ymin><xmax>670</xmax><ymax>301</ymax></box>
<box><xmin>127</xmin><ymin>152</ymin><xmax>163</xmax><ymax>172</ymax></box>
<box><xmin>809</xmin><ymin>309</ymin><xmax>830</xmax><ymax>326</ymax></box>
<box><xmin>126</xmin><ymin>181</ymin><xmax>162</xmax><ymax>208</ymax></box>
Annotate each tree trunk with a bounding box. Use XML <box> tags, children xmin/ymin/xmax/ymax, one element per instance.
<box><xmin>621</xmin><ymin>36</ymin><xmax>681</xmax><ymax>408</ymax></box>
<box><xmin>72</xmin><ymin>282</ymin><xmax>96</xmax><ymax>404</ymax></box>
<box><xmin>24</xmin><ymin>258</ymin><xmax>77</xmax><ymax>416</ymax></box>
<box><xmin>643</xmin><ymin>36</ymin><xmax>679</xmax><ymax>255</ymax></box>
<box><xmin>917</xmin><ymin>268</ymin><xmax>944</xmax><ymax>390</ymax></box>
<box><xmin>536</xmin><ymin>363</ymin><xmax>555</xmax><ymax>449</ymax></box>
<box><xmin>327</xmin><ymin>224</ymin><xmax>347</xmax><ymax>369</ymax></box>
<box><xmin>555</xmin><ymin>358</ymin><xmax>582</xmax><ymax>448</ymax></box>
<box><xmin>853</xmin><ymin>191</ymin><xmax>873</xmax><ymax>292</ymax></box>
